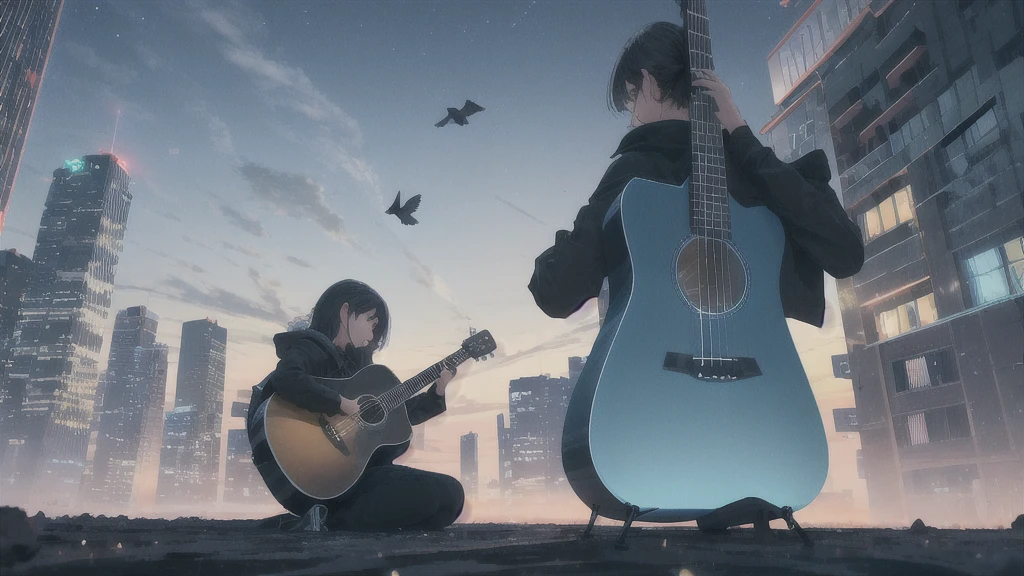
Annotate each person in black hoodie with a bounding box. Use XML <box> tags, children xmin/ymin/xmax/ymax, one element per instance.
<box><xmin>249</xmin><ymin>279</ymin><xmax>464</xmax><ymax>532</ymax></box>
<box><xmin>529</xmin><ymin>22</ymin><xmax>864</xmax><ymax>326</ymax></box>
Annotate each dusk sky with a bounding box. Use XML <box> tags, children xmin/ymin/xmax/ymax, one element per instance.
<box><xmin>1</xmin><ymin>0</ymin><xmax>866</xmax><ymax>520</ymax></box>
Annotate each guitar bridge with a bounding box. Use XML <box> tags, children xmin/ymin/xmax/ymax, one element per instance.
<box><xmin>663</xmin><ymin>352</ymin><xmax>761</xmax><ymax>381</ymax></box>
<box><xmin>318</xmin><ymin>414</ymin><xmax>351</xmax><ymax>456</ymax></box>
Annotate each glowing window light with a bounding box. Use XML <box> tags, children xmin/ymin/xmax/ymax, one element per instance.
<box><xmin>63</xmin><ymin>159</ymin><xmax>85</xmax><ymax>172</ymax></box>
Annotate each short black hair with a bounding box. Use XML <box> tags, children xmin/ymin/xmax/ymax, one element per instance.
<box><xmin>608</xmin><ymin>22</ymin><xmax>691</xmax><ymax>114</ymax></box>
<box><xmin>309</xmin><ymin>279</ymin><xmax>391</xmax><ymax>352</ymax></box>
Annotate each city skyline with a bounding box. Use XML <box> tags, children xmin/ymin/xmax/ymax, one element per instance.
<box><xmin>1</xmin><ymin>0</ymin><xmax>1019</xmax><ymax>529</ymax></box>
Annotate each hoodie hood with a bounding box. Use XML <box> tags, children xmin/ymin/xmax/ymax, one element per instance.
<box><xmin>788</xmin><ymin>148</ymin><xmax>832</xmax><ymax>183</ymax></box>
<box><xmin>272</xmin><ymin>329</ymin><xmax>370</xmax><ymax>374</ymax></box>
<box><xmin>611</xmin><ymin>119</ymin><xmax>691</xmax><ymax>159</ymax></box>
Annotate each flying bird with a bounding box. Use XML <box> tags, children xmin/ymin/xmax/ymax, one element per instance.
<box><xmin>435</xmin><ymin>100</ymin><xmax>485</xmax><ymax>127</ymax></box>
<box><xmin>386</xmin><ymin>191</ymin><xmax>421</xmax><ymax>225</ymax></box>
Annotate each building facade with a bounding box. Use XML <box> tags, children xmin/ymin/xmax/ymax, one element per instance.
<box><xmin>0</xmin><ymin>154</ymin><xmax>131</xmax><ymax>513</ymax></box>
<box><xmin>766</xmin><ymin>0</ymin><xmax>1023</xmax><ymax>525</ymax></box>
<box><xmin>157</xmin><ymin>318</ymin><xmax>227</xmax><ymax>505</ymax></box>
<box><xmin>0</xmin><ymin>249</ymin><xmax>34</xmax><ymax>464</ymax></box>
<box><xmin>460</xmin><ymin>431</ymin><xmax>479</xmax><ymax>500</ymax></box>
<box><xmin>508</xmin><ymin>373</ymin><xmax>574</xmax><ymax>495</ymax></box>
<box><xmin>83</xmin><ymin>307</ymin><xmax>162</xmax><ymax>513</ymax></box>
<box><xmin>224</xmin><ymin>389</ymin><xmax>272</xmax><ymax>505</ymax></box>
<box><xmin>0</xmin><ymin>0</ymin><xmax>63</xmax><ymax>232</ymax></box>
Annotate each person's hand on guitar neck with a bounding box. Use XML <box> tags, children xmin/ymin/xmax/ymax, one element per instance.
<box><xmin>691</xmin><ymin>69</ymin><xmax>747</xmax><ymax>134</ymax></box>
<box><xmin>336</xmin><ymin>368</ymin><xmax>456</xmax><ymax>415</ymax></box>
<box><xmin>434</xmin><ymin>368</ymin><xmax>456</xmax><ymax>396</ymax></box>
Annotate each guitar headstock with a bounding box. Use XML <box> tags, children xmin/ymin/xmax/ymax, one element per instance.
<box><xmin>462</xmin><ymin>329</ymin><xmax>496</xmax><ymax>361</ymax></box>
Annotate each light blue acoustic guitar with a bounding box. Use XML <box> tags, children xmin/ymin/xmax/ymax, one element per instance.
<box><xmin>561</xmin><ymin>0</ymin><xmax>828</xmax><ymax>527</ymax></box>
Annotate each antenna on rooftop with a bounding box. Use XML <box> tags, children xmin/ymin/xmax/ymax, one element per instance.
<box><xmin>111</xmin><ymin>109</ymin><xmax>122</xmax><ymax>155</ymax></box>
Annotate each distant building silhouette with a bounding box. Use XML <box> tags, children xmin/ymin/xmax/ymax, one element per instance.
<box><xmin>224</xmin><ymin>389</ymin><xmax>272</xmax><ymax>505</ymax></box>
<box><xmin>157</xmin><ymin>319</ymin><xmax>226</xmax><ymax>505</ymax></box>
<box><xmin>83</xmin><ymin>307</ymin><xmax>166</xmax><ymax>514</ymax></box>
<box><xmin>460</xmin><ymin>431</ymin><xmax>479</xmax><ymax>500</ymax></box>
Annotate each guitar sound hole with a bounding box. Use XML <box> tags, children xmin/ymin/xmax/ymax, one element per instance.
<box><xmin>676</xmin><ymin>236</ymin><xmax>747</xmax><ymax>315</ymax></box>
<box><xmin>357</xmin><ymin>396</ymin><xmax>386</xmax><ymax>425</ymax></box>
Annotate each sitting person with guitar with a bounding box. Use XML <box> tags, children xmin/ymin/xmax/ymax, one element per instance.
<box><xmin>248</xmin><ymin>279</ymin><xmax>465</xmax><ymax>532</ymax></box>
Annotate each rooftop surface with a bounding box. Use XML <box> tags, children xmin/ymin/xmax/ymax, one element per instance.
<box><xmin>5</xmin><ymin>515</ymin><xmax>1023</xmax><ymax>576</ymax></box>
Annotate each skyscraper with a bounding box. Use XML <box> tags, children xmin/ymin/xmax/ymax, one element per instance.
<box><xmin>158</xmin><ymin>318</ymin><xmax>227</xmax><ymax>505</ymax></box>
<box><xmin>460</xmin><ymin>431</ymin><xmax>479</xmax><ymax>500</ymax></box>
<box><xmin>157</xmin><ymin>406</ymin><xmax>197</xmax><ymax>505</ymax></box>
<box><xmin>496</xmin><ymin>413</ymin><xmax>513</xmax><ymax>498</ymax></box>
<box><xmin>765</xmin><ymin>0</ymin><xmax>1023</xmax><ymax>525</ymax></box>
<box><xmin>1</xmin><ymin>154</ymin><xmax>131</xmax><ymax>513</ymax></box>
<box><xmin>129</xmin><ymin>343</ymin><xmax>168</xmax><ymax>513</ymax></box>
<box><xmin>0</xmin><ymin>249</ymin><xmax>34</xmax><ymax>464</ymax></box>
<box><xmin>508</xmin><ymin>373</ymin><xmax>573</xmax><ymax>495</ymax></box>
<box><xmin>85</xmin><ymin>307</ymin><xmax>166</xmax><ymax>514</ymax></box>
<box><xmin>0</xmin><ymin>0</ymin><xmax>63</xmax><ymax>233</ymax></box>
<box><xmin>224</xmin><ymin>389</ymin><xmax>271</xmax><ymax>505</ymax></box>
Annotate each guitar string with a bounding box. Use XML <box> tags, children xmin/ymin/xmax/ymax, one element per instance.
<box><xmin>329</xmin><ymin>353</ymin><xmax>466</xmax><ymax>437</ymax></box>
<box><xmin>689</xmin><ymin>8</ymin><xmax>706</xmax><ymax>370</ymax></box>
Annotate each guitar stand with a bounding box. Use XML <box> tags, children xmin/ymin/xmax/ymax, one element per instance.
<box><xmin>580</xmin><ymin>504</ymin><xmax>600</xmax><ymax>540</ymax></box>
<box><xmin>579</xmin><ymin>502</ymin><xmax>641</xmax><ymax>550</ymax></box>
<box><xmin>614</xmin><ymin>503</ymin><xmax>641</xmax><ymax>550</ymax></box>
<box><xmin>695</xmin><ymin>497</ymin><xmax>813</xmax><ymax>547</ymax></box>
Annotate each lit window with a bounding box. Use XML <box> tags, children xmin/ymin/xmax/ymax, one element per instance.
<box><xmin>875</xmin><ymin>293</ymin><xmax>937</xmax><ymax>340</ymax></box>
<box><xmin>859</xmin><ymin>185</ymin><xmax>916</xmax><ymax>242</ymax></box>
<box><xmin>962</xmin><ymin>237</ymin><xmax>1023</xmax><ymax>307</ymax></box>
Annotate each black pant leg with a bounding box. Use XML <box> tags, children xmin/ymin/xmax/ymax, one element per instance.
<box><xmin>327</xmin><ymin>464</ymin><xmax>465</xmax><ymax>532</ymax></box>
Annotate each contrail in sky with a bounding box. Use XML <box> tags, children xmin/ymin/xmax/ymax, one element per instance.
<box><xmin>493</xmin><ymin>195</ymin><xmax>547</xmax><ymax>226</ymax></box>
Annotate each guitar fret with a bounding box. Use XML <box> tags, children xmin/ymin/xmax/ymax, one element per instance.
<box><xmin>684</xmin><ymin>0</ymin><xmax>730</xmax><ymax>240</ymax></box>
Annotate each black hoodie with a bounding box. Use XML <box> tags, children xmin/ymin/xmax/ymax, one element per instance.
<box><xmin>247</xmin><ymin>330</ymin><xmax>446</xmax><ymax>460</ymax></box>
<box><xmin>528</xmin><ymin>121</ymin><xmax>865</xmax><ymax>328</ymax></box>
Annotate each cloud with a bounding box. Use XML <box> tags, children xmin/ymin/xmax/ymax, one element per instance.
<box><xmin>286</xmin><ymin>255</ymin><xmax>312</xmax><ymax>268</ymax></box>
<box><xmin>135</xmin><ymin>44</ymin><xmax>164</xmax><ymax>71</ymax></box>
<box><xmin>143</xmin><ymin>247</ymin><xmax>206</xmax><ymax>274</ymax></box>
<box><xmin>190</xmin><ymin>100</ymin><xmax>237</xmax><ymax>158</ymax></box>
<box><xmin>182</xmin><ymin>235</ymin><xmax>212</xmax><ymax>251</ymax></box>
<box><xmin>401</xmin><ymin>246</ymin><xmax>468</xmax><ymax>321</ymax></box>
<box><xmin>162</xmin><ymin>274</ymin><xmax>292</xmax><ymax>324</ymax></box>
<box><xmin>221</xmin><ymin>241</ymin><xmax>261</xmax><ymax>258</ymax></box>
<box><xmin>219</xmin><ymin>204</ymin><xmax>267</xmax><ymax>237</ymax></box>
<box><xmin>471</xmin><ymin>319</ymin><xmax>601</xmax><ymax>376</ymax></box>
<box><xmin>64</xmin><ymin>41</ymin><xmax>138</xmax><ymax>86</ymax></box>
<box><xmin>190</xmin><ymin>0</ymin><xmax>383</xmax><ymax>207</ymax></box>
<box><xmin>237</xmin><ymin>161</ymin><xmax>357</xmax><ymax>246</ymax></box>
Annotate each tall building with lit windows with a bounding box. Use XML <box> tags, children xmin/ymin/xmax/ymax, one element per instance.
<box><xmin>0</xmin><ymin>0</ymin><xmax>63</xmax><ymax>233</ymax></box>
<box><xmin>764</xmin><ymin>0</ymin><xmax>1022</xmax><ymax>526</ymax></box>
<box><xmin>0</xmin><ymin>154</ymin><xmax>132</xmax><ymax>514</ymax></box>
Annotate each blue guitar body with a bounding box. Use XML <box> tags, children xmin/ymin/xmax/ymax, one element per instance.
<box><xmin>561</xmin><ymin>177</ymin><xmax>828</xmax><ymax>522</ymax></box>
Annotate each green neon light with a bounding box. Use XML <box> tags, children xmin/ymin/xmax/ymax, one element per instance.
<box><xmin>63</xmin><ymin>159</ymin><xmax>85</xmax><ymax>172</ymax></box>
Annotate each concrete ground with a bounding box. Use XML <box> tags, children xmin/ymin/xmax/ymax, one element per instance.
<box><xmin>4</xmin><ymin>514</ymin><xmax>1023</xmax><ymax>576</ymax></box>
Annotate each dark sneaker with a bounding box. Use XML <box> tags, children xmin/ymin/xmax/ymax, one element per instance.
<box><xmin>289</xmin><ymin>504</ymin><xmax>329</xmax><ymax>532</ymax></box>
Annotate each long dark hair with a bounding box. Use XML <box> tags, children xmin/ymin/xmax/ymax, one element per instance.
<box><xmin>608</xmin><ymin>22</ymin><xmax>691</xmax><ymax>114</ymax></box>
<box><xmin>308</xmin><ymin>280</ymin><xmax>391</xmax><ymax>355</ymax></box>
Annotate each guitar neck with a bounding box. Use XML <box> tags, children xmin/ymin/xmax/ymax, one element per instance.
<box><xmin>381</xmin><ymin>348</ymin><xmax>471</xmax><ymax>411</ymax></box>
<box><xmin>681</xmin><ymin>0</ymin><xmax>731</xmax><ymax>239</ymax></box>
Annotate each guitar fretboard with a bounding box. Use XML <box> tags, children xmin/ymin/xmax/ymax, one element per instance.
<box><xmin>683</xmin><ymin>0</ymin><xmax>731</xmax><ymax>240</ymax></box>
<box><xmin>379</xmin><ymin>348</ymin><xmax>470</xmax><ymax>413</ymax></box>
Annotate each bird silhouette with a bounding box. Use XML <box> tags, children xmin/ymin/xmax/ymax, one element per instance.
<box><xmin>385</xmin><ymin>191</ymin><xmax>421</xmax><ymax>225</ymax></box>
<box><xmin>435</xmin><ymin>100</ymin><xmax>485</xmax><ymax>127</ymax></box>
